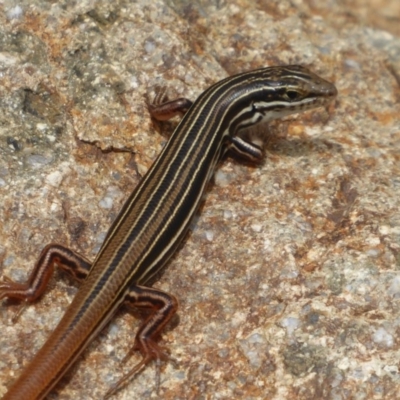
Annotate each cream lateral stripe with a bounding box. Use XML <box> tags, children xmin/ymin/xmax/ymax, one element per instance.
<box><xmin>110</xmin><ymin>74</ymin><xmax>265</xmax><ymax>244</ymax></box>
<box><xmin>96</xmin><ymin>118</ymin><xmax>223</xmax><ymax>288</ymax></box>
<box><xmin>91</xmin><ymin>76</ymin><xmax>257</xmax><ymax>284</ymax></box>
<box><xmin>95</xmin><ymin>69</ymin><xmax>260</xmax><ymax>255</ymax></box>
<box><xmin>114</xmin><ymin>69</ymin><xmax>334</xmax><ymax>296</ymax></box>
<box><xmin>125</xmin><ymin>127</ymin><xmax>226</xmax><ymax>284</ymax></box>
<box><xmin>101</xmin><ymin>74</ymin><xmax>316</xmax><ymax>288</ymax></box>
<box><xmin>84</xmin><ymin>76</ymin><xmax>241</xmax><ymax>287</ymax></box>
<box><xmin>122</xmin><ymin>88</ymin><xmax>275</xmax><ymax>281</ymax></box>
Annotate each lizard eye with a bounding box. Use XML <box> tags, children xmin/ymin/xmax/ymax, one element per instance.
<box><xmin>285</xmin><ymin>90</ymin><xmax>301</xmax><ymax>101</ymax></box>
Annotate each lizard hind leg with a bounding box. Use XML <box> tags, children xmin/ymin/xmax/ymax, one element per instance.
<box><xmin>104</xmin><ymin>284</ymin><xmax>178</xmax><ymax>398</ymax></box>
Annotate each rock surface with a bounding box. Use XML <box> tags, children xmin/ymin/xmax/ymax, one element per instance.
<box><xmin>0</xmin><ymin>1</ymin><xmax>399</xmax><ymax>399</ymax></box>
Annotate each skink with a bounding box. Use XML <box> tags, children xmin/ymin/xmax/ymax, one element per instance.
<box><xmin>0</xmin><ymin>65</ymin><xmax>337</xmax><ymax>399</ymax></box>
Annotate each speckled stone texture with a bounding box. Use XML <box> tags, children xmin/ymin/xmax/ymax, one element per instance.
<box><xmin>0</xmin><ymin>1</ymin><xmax>399</xmax><ymax>399</ymax></box>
